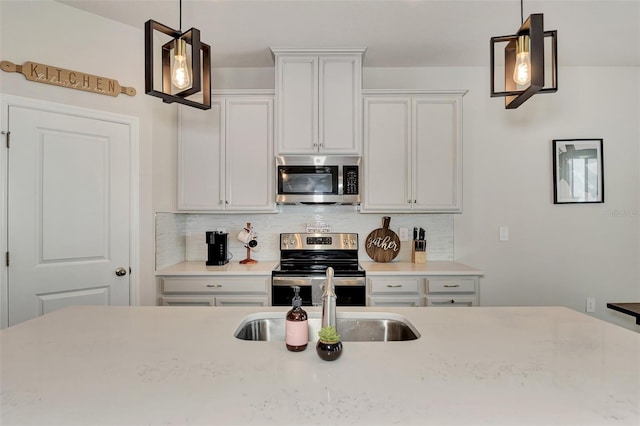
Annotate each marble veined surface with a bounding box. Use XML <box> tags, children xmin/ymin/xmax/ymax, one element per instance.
<box><xmin>1</xmin><ymin>306</ymin><xmax>638</xmax><ymax>425</ymax></box>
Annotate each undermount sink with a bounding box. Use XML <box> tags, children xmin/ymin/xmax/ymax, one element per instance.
<box><xmin>234</xmin><ymin>311</ymin><xmax>420</xmax><ymax>342</ymax></box>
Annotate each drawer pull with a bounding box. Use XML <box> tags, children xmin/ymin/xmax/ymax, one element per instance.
<box><xmin>206</xmin><ymin>284</ymin><xmax>223</xmax><ymax>288</ymax></box>
<box><xmin>386</xmin><ymin>284</ymin><xmax>403</xmax><ymax>288</ymax></box>
<box><xmin>443</xmin><ymin>284</ymin><xmax>460</xmax><ymax>288</ymax></box>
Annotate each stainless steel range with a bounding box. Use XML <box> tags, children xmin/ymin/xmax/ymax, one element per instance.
<box><xmin>271</xmin><ymin>233</ymin><xmax>366</xmax><ymax>306</ymax></box>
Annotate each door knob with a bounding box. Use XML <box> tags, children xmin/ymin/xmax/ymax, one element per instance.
<box><xmin>115</xmin><ymin>267</ymin><xmax>127</xmax><ymax>277</ymax></box>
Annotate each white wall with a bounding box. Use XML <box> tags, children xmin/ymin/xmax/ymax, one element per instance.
<box><xmin>0</xmin><ymin>0</ymin><xmax>170</xmax><ymax>306</ymax></box>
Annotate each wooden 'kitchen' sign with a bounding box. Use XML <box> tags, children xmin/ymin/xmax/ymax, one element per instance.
<box><xmin>1</xmin><ymin>60</ymin><xmax>136</xmax><ymax>97</ymax></box>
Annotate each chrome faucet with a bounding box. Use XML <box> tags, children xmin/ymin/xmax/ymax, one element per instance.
<box><xmin>321</xmin><ymin>267</ymin><xmax>337</xmax><ymax>328</ymax></box>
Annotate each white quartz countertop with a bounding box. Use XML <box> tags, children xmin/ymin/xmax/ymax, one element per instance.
<box><xmin>1</xmin><ymin>306</ymin><xmax>638</xmax><ymax>425</ymax></box>
<box><xmin>361</xmin><ymin>260</ymin><xmax>482</xmax><ymax>275</ymax></box>
<box><xmin>156</xmin><ymin>260</ymin><xmax>279</xmax><ymax>275</ymax></box>
<box><xmin>156</xmin><ymin>261</ymin><xmax>482</xmax><ymax>276</ymax></box>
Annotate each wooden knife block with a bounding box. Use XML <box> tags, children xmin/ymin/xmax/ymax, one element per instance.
<box><xmin>411</xmin><ymin>240</ymin><xmax>427</xmax><ymax>264</ymax></box>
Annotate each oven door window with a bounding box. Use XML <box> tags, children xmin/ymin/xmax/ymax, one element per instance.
<box><xmin>278</xmin><ymin>166</ymin><xmax>338</xmax><ymax>195</ymax></box>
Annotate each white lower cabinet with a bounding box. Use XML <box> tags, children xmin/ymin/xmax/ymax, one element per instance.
<box><xmin>160</xmin><ymin>276</ymin><xmax>270</xmax><ymax>307</ymax></box>
<box><xmin>368</xmin><ymin>275</ymin><xmax>479</xmax><ymax>307</ymax></box>
<box><xmin>367</xmin><ymin>277</ymin><xmax>423</xmax><ymax>307</ymax></box>
<box><xmin>426</xmin><ymin>277</ymin><xmax>479</xmax><ymax>307</ymax></box>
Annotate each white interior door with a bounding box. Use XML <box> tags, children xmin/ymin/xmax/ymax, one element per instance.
<box><xmin>7</xmin><ymin>105</ymin><xmax>131</xmax><ymax>326</ymax></box>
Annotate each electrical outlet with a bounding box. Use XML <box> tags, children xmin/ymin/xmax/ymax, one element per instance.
<box><xmin>585</xmin><ymin>297</ymin><xmax>596</xmax><ymax>313</ymax></box>
<box><xmin>399</xmin><ymin>227</ymin><xmax>409</xmax><ymax>242</ymax></box>
<box><xmin>499</xmin><ymin>226</ymin><xmax>509</xmax><ymax>241</ymax></box>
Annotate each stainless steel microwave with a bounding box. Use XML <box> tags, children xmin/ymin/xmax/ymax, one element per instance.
<box><xmin>276</xmin><ymin>156</ymin><xmax>361</xmax><ymax>204</ymax></box>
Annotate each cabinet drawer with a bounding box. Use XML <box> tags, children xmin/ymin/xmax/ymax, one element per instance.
<box><xmin>163</xmin><ymin>277</ymin><xmax>268</xmax><ymax>294</ymax></box>
<box><xmin>215</xmin><ymin>296</ymin><xmax>269</xmax><ymax>307</ymax></box>
<box><xmin>368</xmin><ymin>296</ymin><xmax>422</xmax><ymax>307</ymax></box>
<box><xmin>427</xmin><ymin>295</ymin><xmax>476</xmax><ymax>307</ymax></box>
<box><xmin>161</xmin><ymin>296</ymin><xmax>215</xmax><ymax>306</ymax></box>
<box><xmin>369</xmin><ymin>278</ymin><xmax>421</xmax><ymax>294</ymax></box>
<box><xmin>427</xmin><ymin>278</ymin><xmax>475</xmax><ymax>293</ymax></box>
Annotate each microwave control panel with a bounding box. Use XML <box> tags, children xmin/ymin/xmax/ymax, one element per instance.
<box><xmin>343</xmin><ymin>166</ymin><xmax>359</xmax><ymax>195</ymax></box>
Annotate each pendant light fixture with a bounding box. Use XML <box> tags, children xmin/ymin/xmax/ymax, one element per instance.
<box><xmin>145</xmin><ymin>0</ymin><xmax>211</xmax><ymax>110</ymax></box>
<box><xmin>490</xmin><ymin>0</ymin><xmax>557</xmax><ymax>109</ymax></box>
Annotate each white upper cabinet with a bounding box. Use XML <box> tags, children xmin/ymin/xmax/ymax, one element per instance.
<box><xmin>362</xmin><ymin>91</ymin><xmax>465</xmax><ymax>213</ymax></box>
<box><xmin>178</xmin><ymin>93</ymin><xmax>275</xmax><ymax>212</ymax></box>
<box><xmin>271</xmin><ymin>47</ymin><xmax>365</xmax><ymax>155</ymax></box>
<box><xmin>178</xmin><ymin>98</ymin><xmax>224</xmax><ymax>210</ymax></box>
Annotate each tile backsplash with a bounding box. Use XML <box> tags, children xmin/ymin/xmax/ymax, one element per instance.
<box><xmin>155</xmin><ymin>206</ymin><xmax>454</xmax><ymax>270</ymax></box>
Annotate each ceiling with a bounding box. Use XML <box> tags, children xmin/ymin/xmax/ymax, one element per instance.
<box><xmin>55</xmin><ymin>0</ymin><xmax>640</xmax><ymax>68</ymax></box>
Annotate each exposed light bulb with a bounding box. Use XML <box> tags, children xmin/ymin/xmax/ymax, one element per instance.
<box><xmin>513</xmin><ymin>35</ymin><xmax>531</xmax><ymax>86</ymax></box>
<box><xmin>171</xmin><ymin>38</ymin><xmax>191</xmax><ymax>90</ymax></box>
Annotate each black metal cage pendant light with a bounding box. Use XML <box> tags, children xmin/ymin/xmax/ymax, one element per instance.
<box><xmin>490</xmin><ymin>0</ymin><xmax>558</xmax><ymax>109</ymax></box>
<box><xmin>145</xmin><ymin>0</ymin><xmax>211</xmax><ymax>110</ymax></box>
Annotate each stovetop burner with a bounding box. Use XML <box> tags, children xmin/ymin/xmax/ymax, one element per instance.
<box><xmin>273</xmin><ymin>232</ymin><xmax>364</xmax><ymax>277</ymax></box>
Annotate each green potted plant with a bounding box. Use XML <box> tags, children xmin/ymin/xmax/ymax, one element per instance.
<box><xmin>316</xmin><ymin>326</ymin><xmax>343</xmax><ymax>361</ymax></box>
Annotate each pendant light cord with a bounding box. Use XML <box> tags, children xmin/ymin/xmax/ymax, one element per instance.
<box><xmin>520</xmin><ymin>0</ymin><xmax>524</xmax><ymax>24</ymax></box>
<box><xmin>179</xmin><ymin>0</ymin><xmax>182</xmax><ymax>32</ymax></box>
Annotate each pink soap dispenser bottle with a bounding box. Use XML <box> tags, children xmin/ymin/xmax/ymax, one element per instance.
<box><xmin>285</xmin><ymin>286</ymin><xmax>308</xmax><ymax>352</ymax></box>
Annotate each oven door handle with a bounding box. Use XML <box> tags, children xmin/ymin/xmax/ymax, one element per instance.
<box><xmin>330</xmin><ymin>277</ymin><xmax>366</xmax><ymax>287</ymax></box>
<box><xmin>272</xmin><ymin>276</ymin><xmax>365</xmax><ymax>287</ymax></box>
<box><xmin>271</xmin><ymin>276</ymin><xmax>313</xmax><ymax>287</ymax></box>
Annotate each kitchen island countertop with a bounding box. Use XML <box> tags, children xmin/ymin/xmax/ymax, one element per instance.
<box><xmin>1</xmin><ymin>305</ymin><xmax>638</xmax><ymax>425</ymax></box>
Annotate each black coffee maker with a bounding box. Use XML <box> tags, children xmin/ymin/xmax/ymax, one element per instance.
<box><xmin>206</xmin><ymin>231</ymin><xmax>229</xmax><ymax>265</ymax></box>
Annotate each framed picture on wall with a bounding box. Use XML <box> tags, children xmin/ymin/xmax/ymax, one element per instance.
<box><xmin>552</xmin><ymin>139</ymin><xmax>604</xmax><ymax>204</ymax></box>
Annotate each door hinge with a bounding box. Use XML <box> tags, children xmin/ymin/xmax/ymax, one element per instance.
<box><xmin>1</xmin><ymin>131</ymin><xmax>9</xmax><ymax>148</ymax></box>
<box><xmin>5</xmin><ymin>252</ymin><xmax>9</xmax><ymax>267</ymax></box>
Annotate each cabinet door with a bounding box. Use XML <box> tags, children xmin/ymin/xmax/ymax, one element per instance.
<box><xmin>177</xmin><ymin>99</ymin><xmax>225</xmax><ymax>210</ymax></box>
<box><xmin>276</xmin><ymin>56</ymin><xmax>318</xmax><ymax>154</ymax></box>
<box><xmin>362</xmin><ymin>97</ymin><xmax>412</xmax><ymax>211</ymax></box>
<box><xmin>319</xmin><ymin>56</ymin><xmax>361</xmax><ymax>153</ymax></box>
<box><xmin>225</xmin><ymin>97</ymin><xmax>275</xmax><ymax>211</ymax></box>
<box><xmin>413</xmin><ymin>96</ymin><xmax>463</xmax><ymax>212</ymax></box>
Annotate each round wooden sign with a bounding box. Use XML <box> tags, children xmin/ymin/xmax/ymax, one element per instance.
<box><xmin>365</xmin><ymin>216</ymin><xmax>401</xmax><ymax>263</ymax></box>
